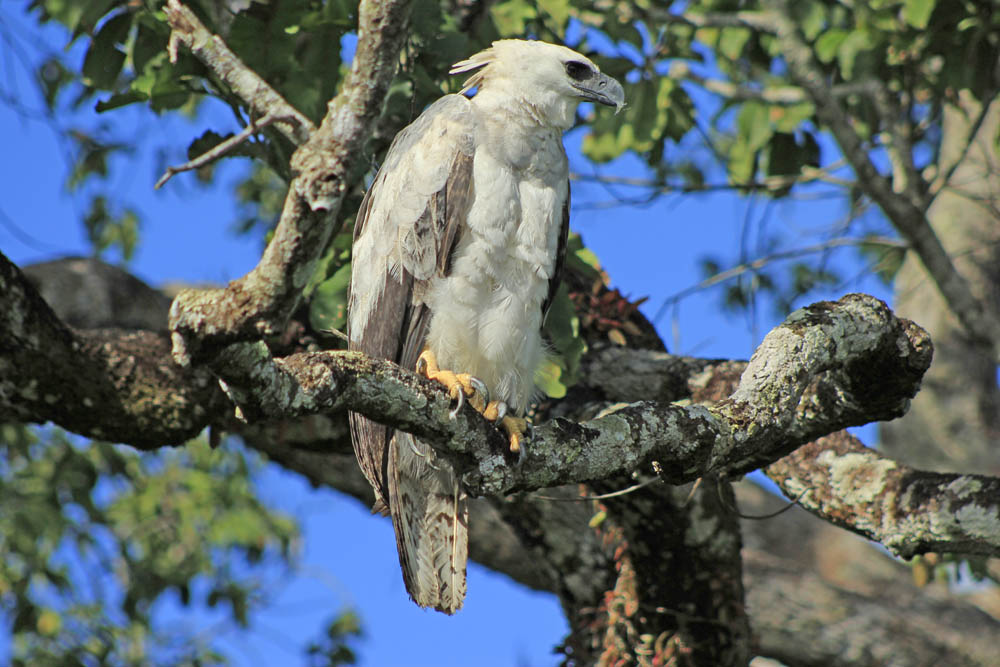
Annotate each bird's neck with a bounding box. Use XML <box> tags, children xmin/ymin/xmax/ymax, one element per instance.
<box><xmin>471</xmin><ymin>84</ymin><xmax>576</xmax><ymax>131</ymax></box>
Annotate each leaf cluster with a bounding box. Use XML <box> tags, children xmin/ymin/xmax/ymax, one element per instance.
<box><xmin>0</xmin><ymin>425</ymin><xmax>298</xmax><ymax>665</ymax></box>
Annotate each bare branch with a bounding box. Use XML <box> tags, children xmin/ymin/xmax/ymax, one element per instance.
<box><xmin>163</xmin><ymin>0</ymin><xmax>315</xmax><ymax>145</ymax></box>
<box><xmin>154</xmin><ymin>112</ymin><xmax>295</xmax><ymax>189</ymax></box>
<box><xmin>166</xmin><ymin>0</ymin><xmax>412</xmax><ymax>365</ymax></box>
<box><xmin>571</xmin><ymin>160</ymin><xmax>853</xmax><ymax>193</ymax></box>
<box><xmin>651</xmin><ymin>236</ymin><xmax>906</xmax><ymax>322</ymax></box>
<box><xmin>667</xmin><ymin>61</ymin><xmax>881</xmax><ymax>107</ymax></box>
<box><xmin>642</xmin><ymin>8</ymin><xmax>778</xmax><ymax>33</ymax></box>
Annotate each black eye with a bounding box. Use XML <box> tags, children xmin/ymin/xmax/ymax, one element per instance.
<box><xmin>565</xmin><ymin>60</ymin><xmax>593</xmax><ymax>81</ymax></box>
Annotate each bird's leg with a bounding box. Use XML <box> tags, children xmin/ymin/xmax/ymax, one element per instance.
<box><xmin>416</xmin><ymin>349</ymin><xmax>488</xmax><ymax>415</ymax></box>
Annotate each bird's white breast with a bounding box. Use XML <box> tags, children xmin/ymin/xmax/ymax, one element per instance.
<box><xmin>423</xmin><ymin>111</ymin><xmax>567</xmax><ymax>413</ymax></box>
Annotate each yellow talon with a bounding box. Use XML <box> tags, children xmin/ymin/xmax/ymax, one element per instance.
<box><xmin>417</xmin><ymin>349</ymin><xmax>529</xmax><ymax>460</ymax></box>
<box><xmin>417</xmin><ymin>349</ymin><xmax>487</xmax><ymax>412</ymax></box>
<box><xmin>500</xmin><ymin>415</ymin><xmax>528</xmax><ymax>457</ymax></box>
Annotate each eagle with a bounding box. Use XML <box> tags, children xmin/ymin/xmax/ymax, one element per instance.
<box><xmin>348</xmin><ymin>39</ymin><xmax>624</xmax><ymax>613</ymax></box>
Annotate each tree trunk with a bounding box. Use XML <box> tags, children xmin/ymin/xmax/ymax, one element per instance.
<box><xmin>881</xmin><ymin>94</ymin><xmax>1000</xmax><ymax>474</ymax></box>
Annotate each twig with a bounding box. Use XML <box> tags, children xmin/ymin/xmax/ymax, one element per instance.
<box><xmin>651</xmin><ymin>235</ymin><xmax>906</xmax><ymax>324</ymax></box>
<box><xmin>532</xmin><ymin>477</ymin><xmax>662</xmax><ymax>501</ymax></box>
<box><xmin>155</xmin><ymin>113</ymin><xmax>293</xmax><ymax>189</ymax></box>
<box><xmin>570</xmin><ymin>160</ymin><xmax>852</xmax><ymax>194</ymax></box>
<box><xmin>642</xmin><ymin>8</ymin><xmax>779</xmax><ymax>33</ymax></box>
<box><xmin>668</xmin><ymin>61</ymin><xmax>881</xmax><ymax>107</ymax></box>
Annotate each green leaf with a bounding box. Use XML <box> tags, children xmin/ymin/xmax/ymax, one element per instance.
<box><xmin>765</xmin><ymin>132</ymin><xmax>800</xmax><ymax>179</ymax></box>
<box><xmin>815</xmin><ymin>29</ymin><xmax>847</xmax><ymax>63</ymax></box>
<box><xmin>729</xmin><ymin>102</ymin><xmax>772</xmax><ymax>183</ymax></box>
<box><xmin>717</xmin><ymin>27</ymin><xmax>750</xmax><ymax>60</ymax></box>
<box><xmin>491</xmin><ymin>0</ymin><xmax>537</xmax><ymax>36</ymax></box>
<box><xmin>738</xmin><ymin>102</ymin><xmax>772</xmax><ymax>153</ymax></box>
<box><xmin>540</xmin><ymin>283</ymin><xmax>585</xmax><ymax>397</ymax></box>
<box><xmin>131</xmin><ymin>18</ymin><xmax>167</xmax><ymax>76</ymax></box>
<box><xmin>75</xmin><ymin>0</ymin><xmax>120</xmax><ymax>39</ymax></box>
<box><xmin>538</xmin><ymin>0</ymin><xmax>571</xmax><ymax>31</ymax></box>
<box><xmin>771</xmin><ymin>101</ymin><xmax>815</xmax><ymax>133</ymax></box>
<box><xmin>95</xmin><ymin>90</ymin><xmax>147</xmax><ymax>112</ymax></box>
<box><xmin>836</xmin><ymin>29</ymin><xmax>877</xmax><ymax>79</ymax></box>
<box><xmin>859</xmin><ymin>238</ymin><xmax>907</xmax><ymax>284</ymax></box>
<box><xmin>796</xmin><ymin>0</ymin><xmax>828</xmax><ymax>41</ymax></box>
<box><xmin>535</xmin><ymin>359</ymin><xmax>567</xmax><ymax>399</ymax></box>
<box><xmin>902</xmin><ymin>0</ymin><xmax>935</xmax><ymax>29</ymax></box>
<box><xmin>309</xmin><ymin>263</ymin><xmax>352</xmax><ymax>333</ymax></box>
<box><xmin>81</xmin><ymin>11</ymin><xmax>132</xmax><ymax>89</ymax></box>
<box><xmin>36</xmin><ymin>57</ymin><xmax>74</xmax><ymax>110</ymax></box>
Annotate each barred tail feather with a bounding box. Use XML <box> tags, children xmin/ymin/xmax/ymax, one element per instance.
<box><xmin>388</xmin><ymin>432</ymin><xmax>469</xmax><ymax>614</ymax></box>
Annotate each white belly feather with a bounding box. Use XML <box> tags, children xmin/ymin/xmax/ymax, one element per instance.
<box><xmin>424</xmin><ymin>128</ymin><xmax>567</xmax><ymax>414</ymax></box>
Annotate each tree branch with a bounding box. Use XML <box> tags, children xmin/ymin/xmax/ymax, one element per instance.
<box><xmin>765</xmin><ymin>0</ymin><xmax>1000</xmax><ymax>358</ymax></box>
<box><xmin>244</xmin><ymin>426</ymin><xmax>1000</xmax><ymax>667</ymax></box>
<box><xmin>166</xmin><ymin>0</ymin><xmax>412</xmax><ymax>365</ymax></box>
<box><xmin>154</xmin><ymin>112</ymin><xmax>294</xmax><ymax>189</ymax></box>
<box><xmin>11</xmin><ymin>254</ymin><xmax>1000</xmax><ymax>662</ymax></box>
<box><xmin>667</xmin><ymin>61</ymin><xmax>881</xmax><ymax>107</ymax></box>
<box><xmin>642</xmin><ymin>8</ymin><xmax>778</xmax><ymax>33</ymax></box>
<box><xmin>744</xmin><ymin>547</ymin><xmax>1000</xmax><ymax>667</ymax></box>
<box><xmin>0</xmin><ymin>251</ymin><xmax>226</xmax><ymax>447</ymax></box>
<box><xmin>12</xmin><ymin>257</ymin><xmax>1000</xmax><ymax>561</ymax></box>
<box><xmin>211</xmin><ymin>294</ymin><xmax>932</xmax><ymax>495</ymax></box>
<box><xmin>163</xmin><ymin>0</ymin><xmax>315</xmax><ymax>145</ymax></box>
<box><xmin>766</xmin><ymin>431</ymin><xmax>1000</xmax><ymax>558</ymax></box>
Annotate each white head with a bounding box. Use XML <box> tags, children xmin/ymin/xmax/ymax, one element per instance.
<box><xmin>451</xmin><ymin>40</ymin><xmax>625</xmax><ymax>129</ymax></box>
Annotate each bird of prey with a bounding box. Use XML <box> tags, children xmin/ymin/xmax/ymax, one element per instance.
<box><xmin>348</xmin><ymin>39</ymin><xmax>624</xmax><ymax>613</ymax></box>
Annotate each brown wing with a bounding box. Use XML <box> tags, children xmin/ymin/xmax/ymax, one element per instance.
<box><xmin>347</xmin><ymin>94</ymin><xmax>475</xmax><ymax>509</ymax></box>
<box><xmin>542</xmin><ymin>181</ymin><xmax>571</xmax><ymax>322</ymax></box>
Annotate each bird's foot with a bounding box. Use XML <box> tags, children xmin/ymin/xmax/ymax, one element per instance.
<box><xmin>416</xmin><ymin>349</ymin><xmax>489</xmax><ymax>417</ymax></box>
<box><xmin>416</xmin><ymin>349</ymin><xmax>529</xmax><ymax>463</ymax></box>
<box><xmin>480</xmin><ymin>401</ymin><xmax>530</xmax><ymax>463</ymax></box>
<box><xmin>500</xmin><ymin>414</ymin><xmax>529</xmax><ymax>464</ymax></box>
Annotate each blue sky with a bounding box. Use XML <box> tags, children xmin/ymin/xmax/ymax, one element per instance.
<box><xmin>0</xmin><ymin>4</ymin><xmax>893</xmax><ymax>664</ymax></box>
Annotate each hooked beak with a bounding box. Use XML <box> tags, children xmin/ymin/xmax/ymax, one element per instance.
<box><xmin>572</xmin><ymin>72</ymin><xmax>625</xmax><ymax>113</ymax></box>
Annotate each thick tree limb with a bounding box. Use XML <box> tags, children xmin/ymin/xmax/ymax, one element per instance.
<box><xmin>242</xmin><ymin>427</ymin><xmax>1000</xmax><ymax>667</ymax></box>
<box><xmin>744</xmin><ymin>548</ymin><xmax>1000</xmax><ymax>667</ymax></box>
<box><xmin>211</xmin><ymin>295</ymin><xmax>931</xmax><ymax>495</ymax></box>
<box><xmin>166</xmin><ymin>0</ymin><xmax>412</xmax><ymax>365</ymax></box>
<box><xmin>0</xmin><ymin>252</ymin><xmax>225</xmax><ymax>447</ymax></box>
<box><xmin>12</xmin><ymin>258</ymin><xmax>999</xmax><ymax>561</ymax></box>
<box><xmin>767</xmin><ymin>431</ymin><xmax>1000</xmax><ymax>558</ymax></box>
